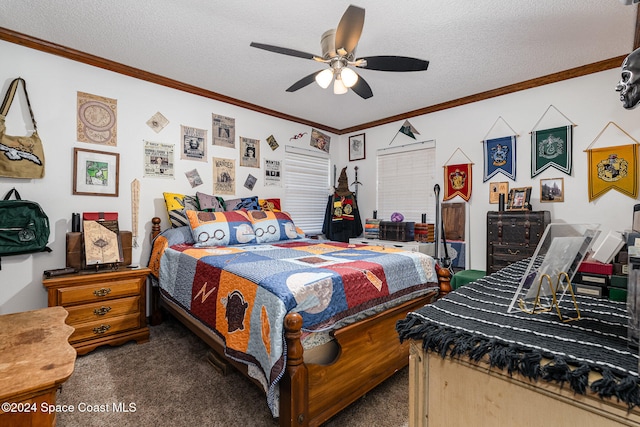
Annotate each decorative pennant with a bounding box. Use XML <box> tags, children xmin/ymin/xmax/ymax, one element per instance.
<box><xmin>531</xmin><ymin>125</ymin><xmax>572</xmax><ymax>177</ymax></box>
<box><xmin>585</xmin><ymin>122</ymin><xmax>640</xmax><ymax>201</ymax></box>
<box><xmin>444</xmin><ymin>163</ymin><xmax>472</xmax><ymax>201</ymax></box>
<box><xmin>483</xmin><ymin>135</ymin><xmax>517</xmax><ymax>182</ymax></box>
<box><xmin>529</xmin><ymin>105</ymin><xmax>576</xmax><ymax>178</ymax></box>
<box><xmin>389</xmin><ymin>119</ymin><xmax>420</xmax><ymax>145</ymax></box>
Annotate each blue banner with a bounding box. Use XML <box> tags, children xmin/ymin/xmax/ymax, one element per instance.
<box><xmin>483</xmin><ymin>135</ymin><xmax>516</xmax><ymax>182</ymax></box>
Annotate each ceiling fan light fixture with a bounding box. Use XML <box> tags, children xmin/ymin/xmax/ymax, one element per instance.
<box><xmin>315</xmin><ymin>68</ymin><xmax>334</xmax><ymax>89</ymax></box>
<box><xmin>333</xmin><ymin>75</ymin><xmax>348</xmax><ymax>95</ymax></box>
<box><xmin>341</xmin><ymin>67</ymin><xmax>358</xmax><ymax>88</ymax></box>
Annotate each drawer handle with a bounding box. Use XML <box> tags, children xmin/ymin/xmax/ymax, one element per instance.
<box><xmin>508</xmin><ymin>249</ymin><xmax>520</xmax><ymax>255</ymax></box>
<box><xmin>93</xmin><ymin>288</ymin><xmax>111</xmax><ymax>297</ymax></box>
<box><xmin>94</xmin><ymin>306</ymin><xmax>112</xmax><ymax>316</ymax></box>
<box><xmin>93</xmin><ymin>325</ymin><xmax>111</xmax><ymax>335</ymax></box>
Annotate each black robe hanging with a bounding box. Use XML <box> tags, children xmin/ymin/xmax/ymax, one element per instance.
<box><xmin>322</xmin><ymin>193</ymin><xmax>363</xmax><ymax>242</ymax></box>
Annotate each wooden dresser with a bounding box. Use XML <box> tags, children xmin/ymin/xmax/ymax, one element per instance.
<box><xmin>0</xmin><ymin>306</ymin><xmax>76</xmax><ymax>426</ymax></box>
<box><xmin>43</xmin><ymin>267</ymin><xmax>150</xmax><ymax>355</ymax></box>
<box><xmin>486</xmin><ymin>210</ymin><xmax>550</xmax><ymax>274</ymax></box>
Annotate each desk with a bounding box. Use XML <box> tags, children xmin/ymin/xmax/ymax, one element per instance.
<box><xmin>0</xmin><ymin>306</ymin><xmax>76</xmax><ymax>426</ymax></box>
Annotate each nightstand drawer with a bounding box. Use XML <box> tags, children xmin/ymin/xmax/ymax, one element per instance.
<box><xmin>70</xmin><ymin>313</ymin><xmax>141</xmax><ymax>343</ymax></box>
<box><xmin>56</xmin><ymin>279</ymin><xmax>142</xmax><ymax>306</ymax></box>
<box><xmin>65</xmin><ymin>296</ymin><xmax>140</xmax><ymax>324</ymax></box>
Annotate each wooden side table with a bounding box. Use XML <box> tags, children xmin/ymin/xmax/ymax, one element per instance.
<box><xmin>0</xmin><ymin>306</ymin><xmax>76</xmax><ymax>426</ymax></box>
<box><xmin>43</xmin><ymin>267</ymin><xmax>150</xmax><ymax>355</ymax></box>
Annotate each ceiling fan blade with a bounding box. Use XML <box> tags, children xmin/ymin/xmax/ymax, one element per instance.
<box><xmin>350</xmin><ymin>74</ymin><xmax>373</xmax><ymax>99</ymax></box>
<box><xmin>250</xmin><ymin>42</ymin><xmax>317</xmax><ymax>60</ymax></box>
<box><xmin>286</xmin><ymin>71</ymin><xmax>323</xmax><ymax>92</ymax></box>
<box><xmin>358</xmin><ymin>55</ymin><xmax>429</xmax><ymax>72</ymax></box>
<box><xmin>334</xmin><ymin>5</ymin><xmax>365</xmax><ymax>56</ymax></box>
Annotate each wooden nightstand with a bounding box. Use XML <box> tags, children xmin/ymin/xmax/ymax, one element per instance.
<box><xmin>42</xmin><ymin>267</ymin><xmax>150</xmax><ymax>355</ymax></box>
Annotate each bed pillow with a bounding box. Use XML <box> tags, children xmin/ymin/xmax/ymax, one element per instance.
<box><xmin>224</xmin><ymin>196</ymin><xmax>260</xmax><ymax>211</ymax></box>
<box><xmin>163</xmin><ymin>192</ymin><xmax>200</xmax><ymax>228</ymax></box>
<box><xmin>196</xmin><ymin>191</ymin><xmax>226</xmax><ymax>212</ymax></box>
<box><xmin>246</xmin><ymin>210</ymin><xmax>301</xmax><ymax>243</ymax></box>
<box><xmin>186</xmin><ymin>210</ymin><xmax>256</xmax><ymax>246</ymax></box>
<box><xmin>259</xmin><ymin>198</ymin><xmax>281</xmax><ymax>212</ymax></box>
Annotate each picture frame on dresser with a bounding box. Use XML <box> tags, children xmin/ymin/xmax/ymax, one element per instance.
<box><xmin>507</xmin><ymin>186</ymin><xmax>531</xmax><ymax>210</ymax></box>
<box><xmin>489</xmin><ymin>181</ymin><xmax>509</xmax><ymax>204</ymax></box>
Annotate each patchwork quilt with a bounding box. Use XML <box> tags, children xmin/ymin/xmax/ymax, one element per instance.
<box><xmin>148</xmin><ymin>229</ymin><xmax>438</xmax><ymax>415</ymax></box>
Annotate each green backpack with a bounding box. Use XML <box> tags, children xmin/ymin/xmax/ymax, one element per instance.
<box><xmin>0</xmin><ymin>189</ymin><xmax>51</xmax><ymax>264</ymax></box>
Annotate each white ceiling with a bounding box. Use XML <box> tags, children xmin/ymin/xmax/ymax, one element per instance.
<box><xmin>0</xmin><ymin>1</ymin><xmax>638</xmax><ymax>132</ymax></box>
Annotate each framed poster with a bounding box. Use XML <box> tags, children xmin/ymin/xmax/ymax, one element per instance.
<box><xmin>349</xmin><ymin>133</ymin><xmax>366</xmax><ymax>161</ymax></box>
<box><xmin>489</xmin><ymin>181</ymin><xmax>509</xmax><ymax>204</ymax></box>
<box><xmin>540</xmin><ymin>178</ymin><xmax>564</xmax><ymax>202</ymax></box>
<box><xmin>73</xmin><ymin>148</ymin><xmax>119</xmax><ymax>197</ymax></box>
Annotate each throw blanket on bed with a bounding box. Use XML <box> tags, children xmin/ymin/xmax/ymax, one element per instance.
<box><xmin>149</xmin><ymin>229</ymin><xmax>439</xmax><ymax>415</ymax></box>
<box><xmin>397</xmin><ymin>259</ymin><xmax>640</xmax><ymax>408</ymax></box>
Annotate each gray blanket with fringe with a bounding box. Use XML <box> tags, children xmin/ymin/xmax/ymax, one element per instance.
<box><xmin>396</xmin><ymin>259</ymin><xmax>640</xmax><ymax>408</ymax></box>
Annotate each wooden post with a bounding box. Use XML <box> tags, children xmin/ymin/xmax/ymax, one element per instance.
<box><xmin>279</xmin><ymin>312</ymin><xmax>309</xmax><ymax>427</ymax></box>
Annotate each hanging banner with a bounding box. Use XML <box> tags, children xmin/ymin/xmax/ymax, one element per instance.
<box><xmin>483</xmin><ymin>135</ymin><xmax>516</xmax><ymax>182</ymax></box>
<box><xmin>444</xmin><ymin>163</ymin><xmax>472</xmax><ymax>201</ymax></box>
<box><xmin>587</xmin><ymin>144</ymin><xmax>638</xmax><ymax>201</ymax></box>
<box><xmin>531</xmin><ymin>125</ymin><xmax>572</xmax><ymax>177</ymax></box>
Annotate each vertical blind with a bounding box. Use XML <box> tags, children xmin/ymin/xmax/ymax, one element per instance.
<box><xmin>283</xmin><ymin>146</ymin><xmax>330</xmax><ymax>235</ymax></box>
<box><xmin>377</xmin><ymin>141</ymin><xmax>437</xmax><ymax>223</ymax></box>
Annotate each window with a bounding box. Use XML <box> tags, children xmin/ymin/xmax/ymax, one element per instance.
<box><xmin>377</xmin><ymin>141</ymin><xmax>437</xmax><ymax>223</ymax></box>
<box><xmin>283</xmin><ymin>145</ymin><xmax>330</xmax><ymax>235</ymax></box>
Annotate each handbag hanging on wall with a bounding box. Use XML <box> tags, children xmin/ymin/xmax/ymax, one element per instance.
<box><xmin>0</xmin><ymin>77</ymin><xmax>45</xmax><ymax>179</ymax></box>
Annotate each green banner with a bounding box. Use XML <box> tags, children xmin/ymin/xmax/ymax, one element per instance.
<box><xmin>531</xmin><ymin>125</ymin><xmax>572</xmax><ymax>177</ymax></box>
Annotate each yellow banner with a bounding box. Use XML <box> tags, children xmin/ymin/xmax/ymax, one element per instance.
<box><xmin>587</xmin><ymin>144</ymin><xmax>638</xmax><ymax>201</ymax></box>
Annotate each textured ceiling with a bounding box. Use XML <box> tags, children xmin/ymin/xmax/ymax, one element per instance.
<box><xmin>0</xmin><ymin>1</ymin><xmax>637</xmax><ymax>131</ymax></box>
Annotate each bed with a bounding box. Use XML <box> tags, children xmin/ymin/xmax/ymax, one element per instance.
<box><xmin>147</xmin><ymin>209</ymin><xmax>451</xmax><ymax>427</ymax></box>
<box><xmin>396</xmin><ymin>259</ymin><xmax>640</xmax><ymax>426</ymax></box>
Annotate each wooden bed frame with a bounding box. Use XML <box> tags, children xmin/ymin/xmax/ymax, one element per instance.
<box><xmin>149</xmin><ymin>217</ymin><xmax>451</xmax><ymax>427</ymax></box>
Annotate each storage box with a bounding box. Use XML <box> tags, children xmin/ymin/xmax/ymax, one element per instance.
<box><xmin>573</xmin><ymin>282</ymin><xmax>606</xmax><ymax>298</ymax></box>
<box><xmin>66</xmin><ymin>231</ymin><xmax>132</xmax><ymax>270</ymax></box>
<box><xmin>610</xmin><ymin>274</ymin><xmax>628</xmax><ymax>289</ymax></box>
<box><xmin>574</xmin><ymin>272</ymin><xmax>610</xmax><ymax>287</ymax></box>
<box><xmin>414</xmin><ymin>223</ymin><xmax>435</xmax><ymax>243</ymax></box>
<box><xmin>608</xmin><ymin>287</ymin><xmax>627</xmax><ymax>302</ymax></box>
<box><xmin>379</xmin><ymin>221</ymin><xmax>415</xmax><ymax>242</ymax></box>
<box><xmin>578</xmin><ymin>259</ymin><xmax>613</xmax><ymax>275</ymax></box>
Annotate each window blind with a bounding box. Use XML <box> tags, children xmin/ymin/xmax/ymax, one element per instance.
<box><xmin>283</xmin><ymin>146</ymin><xmax>330</xmax><ymax>235</ymax></box>
<box><xmin>377</xmin><ymin>141</ymin><xmax>437</xmax><ymax>224</ymax></box>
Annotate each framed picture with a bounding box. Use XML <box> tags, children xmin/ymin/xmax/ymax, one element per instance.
<box><xmin>507</xmin><ymin>187</ymin><xmax>531</xmax><ymax>210</ymax></box>
<box><xmin>489</xmin><ymin>181</ymin><xmax>509</xmax><ymax>204</ymax></box>
<box><xmin>310</xmin><ymin>128</ymin><xmax>330</xmax><ymax>153</ymax></box>
<box><xmin>73</xmin><ymin>148</ymin><xmax>120</xmax><ymax>197</ymax></box>
<box><xmin>540</xmin><ymin>178</ymin><xmax>564</xmax><ymax>203</ymax></box>
<box><xmin>349</xmin><ymin>133</ymin><xmax>366</xmax><ymax>161</ymax></box>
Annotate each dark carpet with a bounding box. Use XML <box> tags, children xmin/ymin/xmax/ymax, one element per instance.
<box><xmin>56</xmin><ymin>315</ymin><xmax>409</xmax><ymax>427</ymax></box>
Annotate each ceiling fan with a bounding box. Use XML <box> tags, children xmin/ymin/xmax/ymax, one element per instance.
<box><xmin>249</xmin><ymin>5</ymin><xmax>429</xmax><ymax>99</ymax></box>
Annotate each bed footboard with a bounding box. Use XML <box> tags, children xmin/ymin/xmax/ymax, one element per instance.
<box><xmin>279</xmin><ymin>291</ymin><xmax>438</xmax><ymax>427</ymax></box>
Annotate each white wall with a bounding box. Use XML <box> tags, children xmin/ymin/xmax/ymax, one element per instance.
<box><xmin>344</xmin><ymin>69</ymin><xmax>640</xmax><ymax>271</ymax></box>
<box><xmin>0</xmin><ymin>40</ymin><xmax>337</xmax><ymax>314</ymax></box>
<box><xmin>3</xmin><ymin>39</ymin><xmax>639</xmax><ymax>314</ymax></box>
